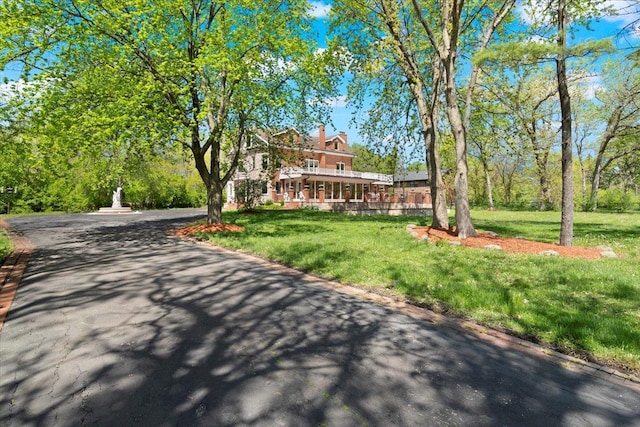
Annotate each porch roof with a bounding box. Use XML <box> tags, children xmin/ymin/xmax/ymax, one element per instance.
<box><xmin>302</xmin><ymin>175</ymin><xmax>377</xmax><ymax>185</ymax></box>
<box><xmin>279</xmin><ymin>166</ymin><xmax>393</xmax><ymax>185</ymax></box>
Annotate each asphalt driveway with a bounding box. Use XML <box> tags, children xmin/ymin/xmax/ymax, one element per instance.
<box><xmin>1</xmin><ymin>209</ymin><xmax>639</xmax><ymax>426</ymax></box>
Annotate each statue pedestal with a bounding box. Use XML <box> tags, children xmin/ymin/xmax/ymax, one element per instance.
<box><xmin>97</xmin><ymin>207</ymin><xmax>134</xmax><ymax>214</ymax></box>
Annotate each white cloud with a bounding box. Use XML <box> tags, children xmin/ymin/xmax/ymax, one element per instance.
<box><xmin>308</xmin><ymin>1</ymin><xmax>331</xmax><ymax>18</ymax></box>
<box><xmin>579</xmin><ymin>74</ymin><xmax>603</xmax><ymax>100</ymax></box>
<box><xmin>0</xmin><ymin>79</ymin><xmax>28</xmax><ymax>101</ymax></box>
<box><xmin>527</xmin><ymin>34</ymin><xmax>550</xmax><ymax>43</ymax></box>
<box><xmin>307</xmin><ymin>95</ymin><xmax>348</xmax><ymax>108</ymax></box>
<box><xmin>325</xmin><ymin>95</ymin><xmax>348</xmax><ymax>108</ymax></box>
<box><xmin>518</xmin><ymin>0</ymin><xmax>638</xmax><ymax>27</ymax></box>
<box><xmin>517</xmin><ymin>2</ymin><xmax>545</xmax><ymax>25</ymax></box>
<box><xmin>599</xmin><ymin>1</ymin><xmax>638</xmax><ymax>25</ymax></box>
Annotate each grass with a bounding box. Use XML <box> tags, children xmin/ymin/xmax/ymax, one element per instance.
<box><xmin>0</xmin><ymin>227</ymin><xmax>12</xmax><ymax>263</ymax></box>
<box><xmin>198</xmin><ymin>208</ymin><xmax>640</xmax><ymax>374</ymax></box>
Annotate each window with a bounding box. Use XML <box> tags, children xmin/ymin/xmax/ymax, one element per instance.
<box><xmin>336</xmin><ymin>162</ymin><xmax>345</xmax><ymax>175</ymax></box>
<box><xmin>334</xmin><ymin>141</ymin><xmax>339</xmax><ymax>150</ymax></box>
<box><xmin>305</xmin><ymin>159</ymin><xmax>319</xmax><ymax>172</ymax></box>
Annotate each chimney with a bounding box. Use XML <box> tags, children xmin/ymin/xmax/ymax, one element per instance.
<box><xmin>339</xmin><ymin>131</ymin><xmax>347</xmax><ymax>147</ymax></box>
<box><xmin>319</xmin><ymin>124</ymin><xmax>326</xmax><ymax>146</ymax></box>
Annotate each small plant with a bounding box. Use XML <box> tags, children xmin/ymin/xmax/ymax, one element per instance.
<box><xmin>0</xmin><ymin>229</ymin><xmax>12</xmax><ymax>262</ymax></box>
<box><xmin>235</xmin><ymin>179</ymin><xmax>264</xmax><ymax>211</ymax></box>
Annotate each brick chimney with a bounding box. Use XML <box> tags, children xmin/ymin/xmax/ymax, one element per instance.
<box><xmin>319</xmin><ymin>124</ymin><xmax>326</xmax><ymax>147</ymax></box>
<box><xmin>339</xmin><ymin>131</ymin><xmax>347</xmax><ymax>147</ymax></box>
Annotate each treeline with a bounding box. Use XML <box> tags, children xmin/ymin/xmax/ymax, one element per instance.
<box><xmin>0</xmin><ymin>129</ymin><xmax>205</xmax><ymax>214</ymax></box>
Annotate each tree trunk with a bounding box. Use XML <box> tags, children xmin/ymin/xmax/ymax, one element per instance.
<box><xmin>589</xmin><ymin>107</ymin><xmax>622</xmax><ymax>211</ymax></box>
<box><xmin>539</xmin><ymin>173</ymin><xmax>552</xmax><ymax>211</ymax></box>
<box><xmin>191</xmin><ymin>134</ymin><xmax>226</xmax><ymax>225</ymax></box>
<box><xmin>483</xmin><ymin>157</ymin><xmax>495</xmax><ymax>210</ymax></box>
<box><xmin>425</xmin><ymin>122</ymin><xmax>450</xmax><ymax>229</ymax></box>
<box><xmin>580</xmin><ymin>160</ymin><xmax>588</xmax><ymax>212</ymax></box>
<box><xmin>421</xmin><ymin>63</ymin><xmax>449</xmax><ymax>229</ymax></box>
<box><xmin>405</xmin><ymin>57</ymin><xmax>449</xmax><ymax>228</ymax></box>
<box><xmin>409</xmin><ymin>0</ymin><xmax>478</xmax><ymax>236</ymax></box>
<box><xmin>206</xmin><ymin>184</ymin><xmax>224</xmax><ymax>224</ymax></box>
<box><xmin>557</xmin><ymin>0</ymin><xmax>573</xmax><ymax>246</ymax></box>
<box><xmin>444</xmin><ymin>59</ymin><xmax>477</xmax><ymax>238</ymax></box>
<box><xmin>590</xmin><ymin>168</ymin><xmax>601</xmax><ymax>211</ymax></box>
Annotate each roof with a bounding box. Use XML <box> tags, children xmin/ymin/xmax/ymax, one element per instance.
<box><xmin>253</xmin><ymin>128</ymin><xmax>354</xmax><ymax>155</ymax></box>
<box><xmin>394</xmin><ymin>170</ymin><xmax>429</xmax><ymax>182</ymax></box>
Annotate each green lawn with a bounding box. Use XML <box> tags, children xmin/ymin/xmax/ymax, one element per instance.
<box><xmin>197</xmin><ymin>208</ymin><xmax>640</xmax><ymax>374</ymax></box>
<box><xmin>0</xmin><ymin>228</ymin><xmax>12</xmax><ymax>263</ymax></box>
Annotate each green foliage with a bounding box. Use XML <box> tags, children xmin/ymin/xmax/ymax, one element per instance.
<box><xmin>235</xmin><ymin>180</ymin><xmax>265</xmax><ymax>211</ymax></box>
<box><xmin>1</xmin><ymin>0</ymin><xmax>340</xmax><ymax>223</ymax></box>
<box><xmin>351</xmin><ymin>144</ymin><xmax>398</xmax><ymax>174</ymax></box>
<box><xmin>598</xmin><ymin>188</ymin><xmax>638</xmax><ymax>211</ymax></box>
<box><xmin>474</xmin><ymin>38</ymin><xmax>614</xmax><ymax>67</ymax></box>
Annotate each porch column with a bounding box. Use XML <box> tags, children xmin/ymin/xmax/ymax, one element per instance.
<box><xmin>344</xmin><ymin>184</ymin><xmax>351</xmax><ymax>203</ymax></box>
<box><xmin>318</xmin><ymin>184</ymin><xmax>325</xmax><ymax>203</ymax></box>
<box><xmin>303</xmin><ymin>185</ymin><xmax>310</xmax><ymax>202</ymax></box>
<box><xmin>288</xmin><ymin>183</ymin><xmax>295</xmax><ymax>206</ymax></box>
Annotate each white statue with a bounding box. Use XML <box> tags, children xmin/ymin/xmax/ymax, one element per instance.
<box><xmin>112</xmin><ymin>186</ymin><xmax>122</xmax><ymax>208</ymax></box>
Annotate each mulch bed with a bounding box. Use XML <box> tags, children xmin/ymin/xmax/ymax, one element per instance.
<box><xmin>414</xmin><ymin>227</ymin><xmax>604</xmax><ymax>260</ymax></box>
<box><xmin>169</xmin><ymin>223</ymin><xmax>245</xmax><ymax>237</ymax></box>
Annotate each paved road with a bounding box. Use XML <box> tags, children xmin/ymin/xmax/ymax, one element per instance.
<box><xmin>1</xmin><ymin>210</ymin><xmax>639</xmax><ymax>426</ymax></box>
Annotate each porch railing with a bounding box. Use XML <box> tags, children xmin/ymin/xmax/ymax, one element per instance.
<box><xmin>281</xmin><ymin>166</ymin><xmax>393</xmax><ymax>184</ymax></box>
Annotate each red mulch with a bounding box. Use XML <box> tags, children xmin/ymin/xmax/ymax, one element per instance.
<box><xmin>170</xmin><ymin>223</ymin><xmax>604</xmax><ymax>259</ymax></box>
<box><xmin>414</xmin><ymin>227</ymin><xmax>603</xmax><ymax>260</ymax></box>
<box><xmin>169</xmin><ymin>223</ymin><xmax>245</xmax><ymax>237</ymax></box>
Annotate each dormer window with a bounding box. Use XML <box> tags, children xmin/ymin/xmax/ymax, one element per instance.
<box><xmin>334</xmin><ymin>141</ymin><xmax>339</xmax><ymax>150</ymax></box>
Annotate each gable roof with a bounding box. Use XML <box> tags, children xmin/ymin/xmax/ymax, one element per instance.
<box><xmin>254</xmin><ymin>127</ymin><xmax>353</xmax><ymax>155</ymax></box>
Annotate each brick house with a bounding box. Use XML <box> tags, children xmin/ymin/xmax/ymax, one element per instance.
<box><xmin>393</xmin><ymin>170</ymin><xmax>432</xmax><ymax>204</ymax></box>
<box><xmin>227</xmin><ymin>125</ymin><xmax>393</xmax><ymax>207</ymax></box>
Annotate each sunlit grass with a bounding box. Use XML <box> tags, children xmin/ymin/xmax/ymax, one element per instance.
<box><xmin>196</xmin><ymin>208</ymin><xmax>640</xmax><ymax>374</ymax></box>
<box><xmin>0</xmin><ymin>227</ymin><xmax>12</xmax><ymax>262</ymax></box>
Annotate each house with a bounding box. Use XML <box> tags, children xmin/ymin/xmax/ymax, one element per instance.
<box><xmin>392</xmin><ymin>170</ymin><xmax>432</xmax><ymax>204</ymax></box>
<box><xmin>226</xmin><ymin>125</ymin><xmax>394</xmax><ymax>207</ymax></box>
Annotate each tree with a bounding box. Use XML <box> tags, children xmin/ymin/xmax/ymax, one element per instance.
<box><xmin>330</xmin><ymin>0</ymin><xmax>451</xmax><ymax>229</ymax></box>
<box><xmin>332</xmin><ymin>0</ymin><xmax>515</xmax><ymax>235</ymax></box>
<box><xmin>476</xmin><ymin>1</ymin><xmax>613</xmax><ymax>245</ymax></box>
<box><xmin>488</xmin><ymin>68</ymin><xmax>563</xmax><ymax>210</ymax></box>
<box><xmin>1</xmin><ymin>0</ymin><xmax>337</xmax><ymax>224</ymax></box>
<box><xmin>409</xmin><ymin>0</ymin><xmax>516</xmax><ymax>237</ymax></box>
<box><xmin>351</xmin><ymin>144</ymin><xmax>398</xmax><ymax>175</ymax></box>
<box><xmin>588</xmin><ymin>59</ymin><xmax>640</xmax><ymax>210</ymax></box>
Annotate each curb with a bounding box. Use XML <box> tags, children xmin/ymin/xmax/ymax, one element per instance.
<box><xmin>0</xmin><ymin>219</ymin><xmax>33</xmax><ymax>332</ymax></box>
<box><xmin>176</xmin><ymin>235</ymin><xmax>640</xmax><ymax>393</ymax></box>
